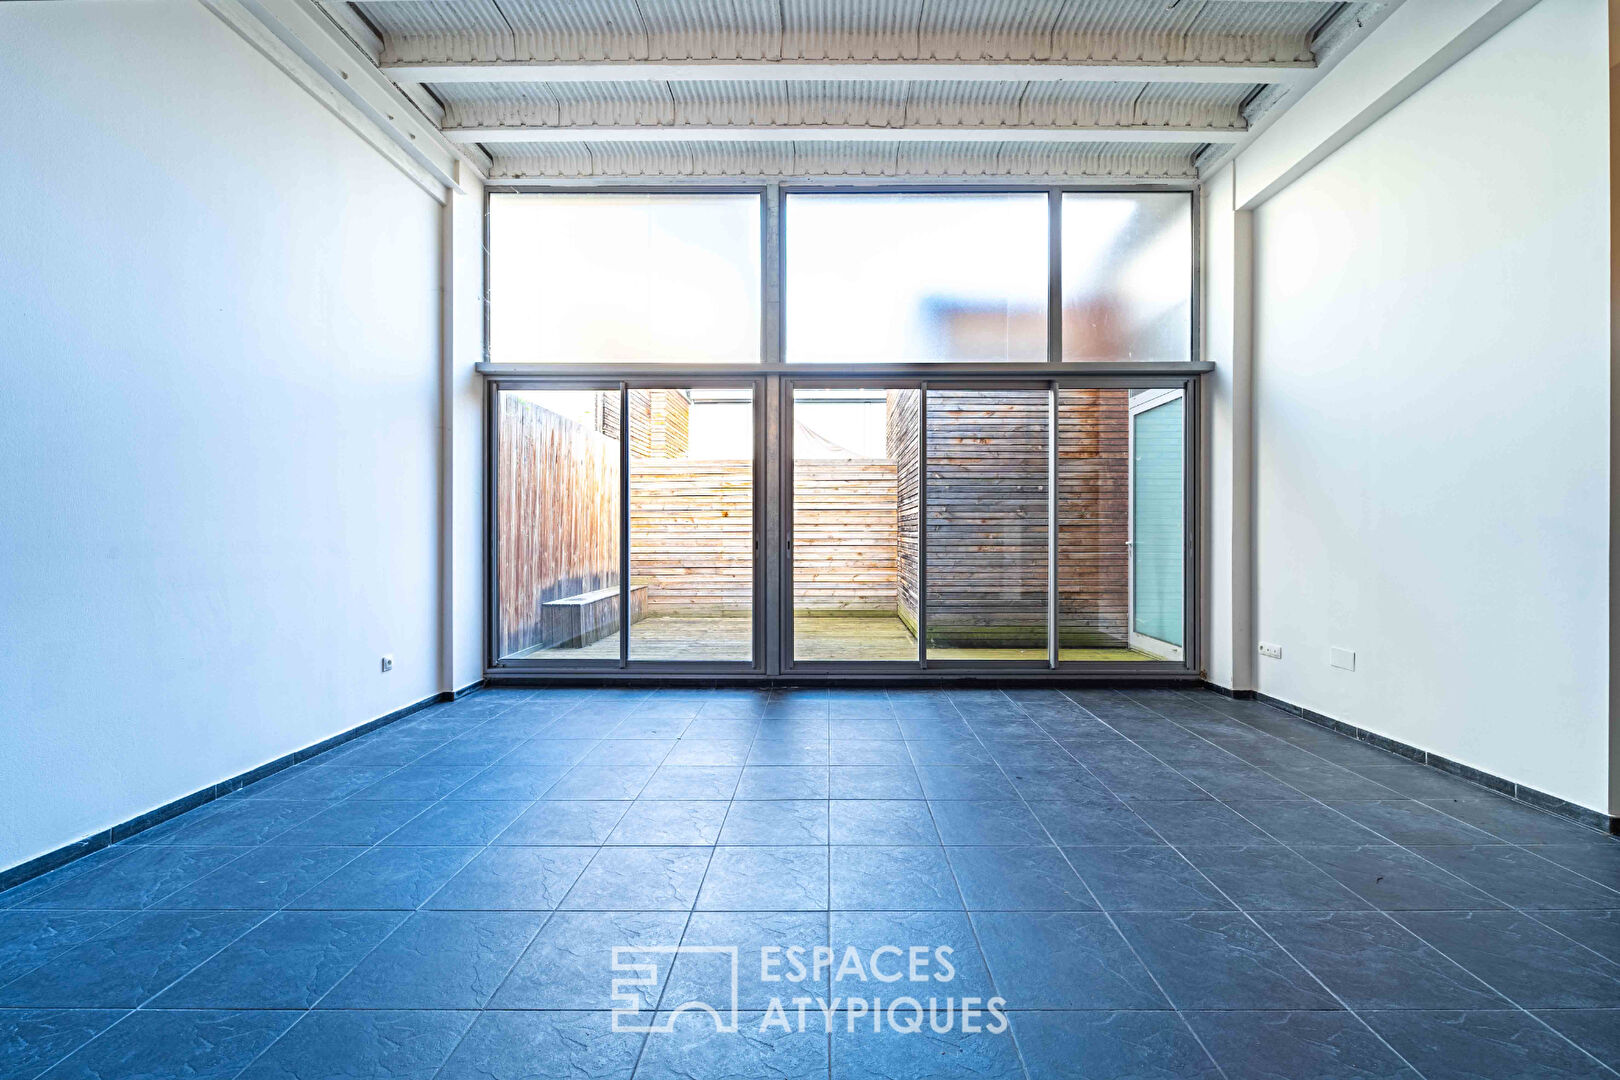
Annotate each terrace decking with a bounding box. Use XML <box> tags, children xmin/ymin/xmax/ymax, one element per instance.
<box><xmin>528</xmin><ymin>614</ymin><xmax>1155</xmax><ymax>663</ymax></box>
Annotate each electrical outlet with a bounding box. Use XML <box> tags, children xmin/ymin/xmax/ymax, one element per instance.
<box><xmin>380</xmin><ymin>655</ymin><xmax>394</xmax><ymax>673</ymax></box>
<box><xmin>1258</xmin><ymin>642</ymin><xmax>1282</xmax><ymax>660</ymax></box>
<box><xmin>1330</xmin><ymin>647</ymin><xmax>1356</xmax><ymax>671</ymax></box>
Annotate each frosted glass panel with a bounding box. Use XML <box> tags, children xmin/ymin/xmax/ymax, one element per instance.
<box><xmin>489</xmin><ymin>193</ymin><xmax>761</xmax><ymax>364</ymax></box>
<box><xmin>785</xmin><ymin>193</ymin><xmax>1048</xmax><ymax>362</ymax></box>
<box><xmin>1061</xmin><ymin>193</ymin><xmax>1191</xmax><ymax>362</ymax></box>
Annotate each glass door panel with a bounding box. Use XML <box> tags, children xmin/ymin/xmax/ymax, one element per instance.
<box><xmin>1129</xmin><ymin>390</ymin><xmax>1186</xmax><ymax>659</ymax></box>
<box><xmin>1054</xmin><ymin>387</ymin><xmax>1133</xmax><ymax>660</ymax></box>
<box><xmin>790</xmin><ymin>388</ymin><xmax>920</xmax><ymax>662</ymax></box>
<box><xmin>924</xmin><ymin>389</ymin><xmax>1050</xmax><ymax>661</ymax></box>
<box><xmin>495</xmin><ymin>388</ymin><xmax>622</xmax><ymax>662</ymax></box>
<box><xmin>627</xmin><ymin>387</ymin><xmax>755</xmax><ymax>661</ymax></box>
<box><xmin>1055</xmin><ymin>387</ymin><xmax>1188</xmax><ymax>661</ymax></box>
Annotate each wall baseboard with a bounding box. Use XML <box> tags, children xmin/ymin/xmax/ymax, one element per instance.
<box><xmin>0</xmin><ymin>680</ymin><xmax>487</xmax><ymax>895</ymax></box>
<box><xmin>1200</xmin><ymin>682</ymin><xmax>1253</xmax><ymax>700</ymax></box>
<box><xmin>1202</xmin><ymin>680</ymin><xmax>1617</xmax><ymax>835</ymax></box>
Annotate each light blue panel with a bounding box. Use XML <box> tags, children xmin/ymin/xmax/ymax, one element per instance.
<box><xmin>1132</xmin><ymin>397</ymin><xmax>1184</xmax><ymax>647</ymax></box>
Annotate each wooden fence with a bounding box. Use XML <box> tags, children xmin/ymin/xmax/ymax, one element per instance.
<box><xmin>889</xmin><ymin>390</ymin><xmax>923</xmax><ymax>629</ymax></box>
<box><xmin>631</xmin><ymin>459</ymin><xmax>901</xmax><ymax>615</ymax></box>
<box><xmin>891</xmin><ymin>389</ymin><xmax>1130</xmax><ymax>648</ymax></box>
<box><xmin>497</xmin><ymin>394</ymin><xmax>620</xmax><ymax>657</ymax></box>
<box><xmin>501</xmin><ymin>394</ymin><xmax>901</xmax><ymax>648</ymax></box>
<box><xmin>501</xmin><ymin>389</ymin><xmax>1130</xmax><ymax>654</ymax></box>
<box><xmin>629</xmin><ymin>462</ymin><xmax>752</xmax><ymax>615</ymax></box>
<box><xmin>792</xmin><ymin>460</ymin><xmax>900</xmax><ymax>613</ymax></box>
<box><xmin>1058</xmin><ymin>389</ymin><xmax>1131</xmax><ymax>647</ymax></box>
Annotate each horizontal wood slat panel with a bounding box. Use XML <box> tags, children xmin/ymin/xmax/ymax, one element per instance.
<box><xmin>793</xmin><ymin>459</ymin><xmax>899</xmax><ymax>613</ymax></box>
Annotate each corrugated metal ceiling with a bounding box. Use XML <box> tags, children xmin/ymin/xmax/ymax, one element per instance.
<box><xmin>348</xmin><ymin>0</ymin><xmax>1361</xmax><ymax>179</ymax></box>
<box><xmin>356</xmin><ymin>0</ymin><xmax>1336</xmax><ymax>64</ymax></box>
<box><xmin>432</xmin><ymin>79</ymin><xmax>1256</xmax><ymax>130</ymax></box>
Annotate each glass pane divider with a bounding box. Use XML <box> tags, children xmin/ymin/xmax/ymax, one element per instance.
<box><xmin>1047</xmin><ymin>382</ymin><xmax>1059</xmax><ymax>670</ymax></box>
<box><xmin>915</xmin><ymin>387</ymin><xmax>936</xmax><ymax>666</ymax></box>
<box><xmin>618</xmin><ymin>382</ymin><xmax>630</xmax><ymax>670</ymax></box>
<box><xmin>1047</xmin><ymin>190</ymin><xmax>1062</xmax><ymax>367</ymax></box>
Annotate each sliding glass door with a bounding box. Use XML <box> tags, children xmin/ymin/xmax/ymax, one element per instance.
<box><xmin>790</xmin><ymin>387</ymin><xmax>919</xmax><ymax>662</ymax></box>
<box><xmin>491</xmin><ymin>381</ymin><xmax>761</xmax><ymax>671</ymax></box>
<box><xmin>494</xmin><ymin>387</ymin><xmax>623</xmax><ymax>664</ymax></box>
<box><xmin>627</xmin><ymin>387</ymin><xmax>756</xmax><ymax>662</ymax></box>
<box><xmin>779</xmin><ymin>378</ymin><xmax>1192</xmax><ymax>672</ymax></box>
<box><xmin>1128</xmin><ymin>389</ymin><xmax>1186</xmax><ymax>661</ymax></box>
<box><xmin>924</xmin><ymin>388</ymin><xmax>1050</xmax><ymax>662</ymax></box>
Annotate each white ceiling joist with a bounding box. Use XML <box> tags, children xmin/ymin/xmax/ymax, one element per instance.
<box><xmin>448</xmin><ymin>126</ymin><xmax>1244</xmax><ymax>145</ymax></box>
<box><xmin>386</xmin><ymin>61</ymin><xmax>1311</xmax><ymax>86</ymax></box>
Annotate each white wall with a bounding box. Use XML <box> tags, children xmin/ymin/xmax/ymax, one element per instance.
<box><xmin>1200</xmin><ymin>166</ymin><xmax>1255</xmax><ymax>693</ymax></box>
<box><xmin>1249</xmin><ymin>0</ymin><xmax>1611</xmax><ymax>812</ymax></box>
<box><xmin>449</xmin><ymin>168</ymin><xmax>488</xmax><ymax>693</ymax></box>
<box><xmin>0</xmin><ymin>0</ymin><xmax>445</xmax><ymax>870</ymax></box>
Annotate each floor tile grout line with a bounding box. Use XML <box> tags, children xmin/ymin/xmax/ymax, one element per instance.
<box><xmin>963</xmin><ymin>689</ymin><xmax>1232</xmax><ymax>1080</ymax></box>
<box><xmin>1048</xmin><ymin>687</ymin><xmax>1436</xmax><ymax>1079</ymax></box>
<box><xmin>165</xmin><ymin>691</ymin><xmax>568</xmax><ymax>1080</ymax></box>
<box><xmin>1167</xmin><ymin>686</ymin><xmax>1617</xmax><ymax>844</ymax></box>
<box><xmin>918</xmin><ymin>696</ymin><xmax>1050</xmax><ymax>1080</ymax></box>
<box><xmin>624</xmin><ymin>704</ymin><xmax>748</xmax><ymax>1080</ymax></box>
<box><xmin>902</xmin><ymin>702</ymin><xmax>1031</xmax><ymax>1076</ymax></box>
<box><xmin>457</xmin><ymin>693</ymin><xmax>725</xmax><ymax>1075</ymax></box>
<box><xmin>885</xmin><ymin>689</ymin><xmax>1033</xmax><ymax>1080</ymax></box>
<box><xmin>1137</xmin><ymin>690</ymin><xmax>1620</xmax><ymax>960</ymax></box>
<box><xmin>1155</xmin><ymin>717</ymin><xmax>1620</xmax><ymax>1076</ymax></box>
<box><xmin>400</xmin><ymin>688</ymin><xmax>656</xmax><ymax>1080</ymax></box>
<box><xmin>1118</xmin><ymin>690</ymin><xmax>1620</xmax><ymax>980</ymax></box>
<box><xmin>1094</xmin><ymin>686</ymin><xmax>1620</xmax><ymax>1079</ymax></box>
<box><xmin>10</xmin><ymin>689</ymin><xmax>558</xmax><ymax>1080</ymax></box>
<box><xmin>0</xmin><ymin>909</ymin><xmax>149</xmax><ymax>1002</ymax></box>
<box><xmin>18</xmin><ymin>1009</ymin><xmax>139</xmax><ymax>1080</ymax></box>
<box><xmin>6</xmin><ymin>686</ymin><xmax>1613</xmax><ymax>1078</ymax></box>
<box><xmin>29</xmin><ymin>907</ymin><xmax>285</xmax><ymax>1080</ymax></box>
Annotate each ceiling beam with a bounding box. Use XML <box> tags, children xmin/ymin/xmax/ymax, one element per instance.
<box><xmin>448</xmin><ymin>125</ymin><xmax>1242</xmax><ymax>144</ymax></box>
<box><xmin>385</xmin><ymin>60</ymin><xmax>1309</xmax><ymax>86</ymax></box>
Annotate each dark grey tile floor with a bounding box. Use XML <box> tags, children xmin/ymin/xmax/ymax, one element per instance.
<box><xmin>2</xmin><ymin>686</ymin><xmax>1618</xmax><ymax>1079</ymax></box>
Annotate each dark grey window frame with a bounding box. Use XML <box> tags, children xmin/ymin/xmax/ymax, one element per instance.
<box><xmin>480</xmin><ymin>182</ymin><xmax>1207</xmax><ymax>682</ymax></box>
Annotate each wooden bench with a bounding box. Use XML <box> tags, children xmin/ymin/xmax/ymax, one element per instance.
<box><xmin>541</xmin><ymin>583</ymin><xmax>647</xmax><ymax>649</ymax></box>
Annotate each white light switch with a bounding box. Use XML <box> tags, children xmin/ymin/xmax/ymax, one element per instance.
<box><xmin>1330</xmin><ymin>647</ymin><xmax>1355</xmax><ymax>671</ymax></box>
<box><xmin>1258</xmin><ymin>642</ymin><xmax>1282</xmax><ymax>660</ymax></box>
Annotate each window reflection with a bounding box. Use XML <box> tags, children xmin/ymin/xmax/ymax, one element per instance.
<box><xmin>1062</xmin><ymin>193</ymin><xmax>1192</xmax><ymax>363</ymax></box>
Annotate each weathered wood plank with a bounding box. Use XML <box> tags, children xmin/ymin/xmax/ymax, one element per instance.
<box><xmin>497</xmin><ymin>393</ymin><xmax>621</xmax><ymax>657</ymax></box>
